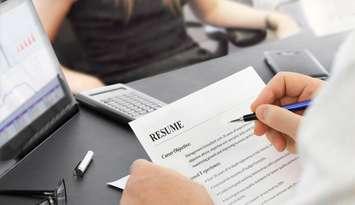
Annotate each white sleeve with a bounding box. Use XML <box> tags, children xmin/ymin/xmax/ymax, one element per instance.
<box><xmin>288</xmin><ymin>32</ymin><xmax>355</xmax><ymax>205</ymax></box>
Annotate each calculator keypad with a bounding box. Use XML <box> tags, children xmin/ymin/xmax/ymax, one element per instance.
<box><xmin>100</xmin><ymin>92</ymin><xmax>162</xmax><ymax>118</ymax></box>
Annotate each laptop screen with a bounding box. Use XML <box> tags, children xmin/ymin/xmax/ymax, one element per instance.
<box><xmin>0</xmin><ymin>0</ymin><xmax>77</xmax><ymax>176</ymax></box>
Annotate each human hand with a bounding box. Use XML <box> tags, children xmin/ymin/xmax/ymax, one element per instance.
<box><xmin>62</xmin><ymin>66</ymin><xmax>104</xmax><ymax>93</ymax></box>
<box><xmin>120</xmin><ymin>159</ymin><xmax>214</xmax><ymax>205</ymax></box>
<box><xmin>251</xmin><ymin>72</ymin><xmax>324</xmax><ymax>153</ymax></box>
<box><xmin>267</xmin><ymin>12</ymin><xmax>300</xmax><ymax>39</ymax></box>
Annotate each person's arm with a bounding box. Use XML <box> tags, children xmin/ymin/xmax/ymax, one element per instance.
<box><xmin>62</xmin><ymin>66</ymin><xmax>104</xmax><ymax>94</ymax></box>
<box><xmin>189</xmin><ymin>0</ymin><xmax>300</xmax><ymax>39</ymax></box>
<box><xmin>33</xmin><ymin>0</ymin><xmax>75</xmax><ymax>41</ymax></box>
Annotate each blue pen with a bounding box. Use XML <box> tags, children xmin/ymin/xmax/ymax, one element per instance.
<box><xmin>230</xmin><ymin>100</ymin><xmax>311</xmax><ymax>123</ymax></box>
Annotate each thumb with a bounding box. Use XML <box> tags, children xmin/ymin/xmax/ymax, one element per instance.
<box><xmin>255</xmin><ymin>104</ymin><xmax>301</xmax><ymax>139</ymax></box>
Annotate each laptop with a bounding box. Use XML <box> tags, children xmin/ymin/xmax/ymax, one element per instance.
<box><xmin>0</xmin><ymin>0</ymin><xmax>78</xmax><ymax>177</ymax></box>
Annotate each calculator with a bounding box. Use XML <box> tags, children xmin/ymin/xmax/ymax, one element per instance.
<box><xmin>75</xmin><ymin>84</ymin><xmax>166</xmax><ymax>123</ymax></box>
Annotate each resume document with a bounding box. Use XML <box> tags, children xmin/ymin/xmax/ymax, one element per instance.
<box><xmin>129</xmin><ymin>67</ymin><xmax>300</xmax><ymax>205</ymax></box>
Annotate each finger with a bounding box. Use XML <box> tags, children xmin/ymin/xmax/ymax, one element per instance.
<box><xmin>286</xmin><ymin>137</ymin><xmax>297</xmax><ymax>154</ymax></box>
<box><xmin>251</xmin><ymin>85</ymin><xmax>276</xmax><ymax>112</ymax></box>
<box><xmin>129</xmin><ymin>159</ymin><xmax>154</xmax><ymax>176</ymax></box>
<box><xmin>265</xmin><ymin>130</ymin><xmax>287</xmax><ymax>152</ymax></box>
<box><xmin>298</xmin><ymin>79</ymin><xmax>323</xmax><ymax>101</ymax></box>
<box><xmin>279</xmin><ymin>96</ymin><xmax>299</xmax><ymax>106</ymax></box>
<box><xmin>256</xmin><ymin>104</ymin><xmax>301</xmax><ymax>139</ymax></box>
<box><xmin>130</xmin><ymin>159</ymin><xmax>183</xmax><ymax>180</ymax></box>
<box><xmin>254</xmin><ymin>121</ymin><xmax>268</xmax><ymax>136</ymax></box>
<box><xmin>251</xmin><ymin>72</ymin><xmax>317</xmax><ymax>111</ymax></box>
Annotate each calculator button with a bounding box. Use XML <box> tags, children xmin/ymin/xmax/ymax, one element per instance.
<box><xmin>142</xmin><ymin>106</ymin><xmax>150</xmax><ymax>110</ymax></box>
<box><xmin>147</xmin><ymin>101</ymin><xmax>158</xmax><ymax>106</ymax></box>
<box><xmin>137</xmin><ymin>108</ymin><xmax>146</xmax><ymax>112</ymax></box>
<box><xmin>125</xmin><ymin>112</ymin><xmax>133</xmax><ymax>116</ymax></box>
<box><xmin>135</xmin><ymin>105</ymin><xmax>144</xmax><ymax>109</ymax></box>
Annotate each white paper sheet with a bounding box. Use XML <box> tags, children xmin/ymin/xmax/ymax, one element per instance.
<box><xmin>108</xmin><ymin>175</ymin><xmax>130</xmax><ymax>190</ymax></box>
<box><xmin>129</xmin><ymin>67</ymin><xmax>300</xmax><ymax>205</ymax></box>
<box><xmin>301</xmin><ymin>0</ymin><xmax>355</xmax><ymax>36</ymax></box>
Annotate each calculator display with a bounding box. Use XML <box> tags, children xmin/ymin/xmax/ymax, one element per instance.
<box><xmin>89</xmin><ymin>87</ymin><xmax>126</xmax><ymax>96</ymax></box>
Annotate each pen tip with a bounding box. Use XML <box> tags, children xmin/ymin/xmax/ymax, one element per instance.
<box><xmin>230</xmin><ymin>118</ymin><xmax>243</xmax><ymax>123</ymax></box>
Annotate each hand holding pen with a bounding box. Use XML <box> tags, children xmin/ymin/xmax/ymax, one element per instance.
<box><xmin>238</xmin><ymin>73</ymin><xmax>324</xmax><ymax>153</ymax></box>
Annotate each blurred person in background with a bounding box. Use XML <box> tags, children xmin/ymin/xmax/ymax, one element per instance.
<box><xmin>34</xmin><ymin>0</ymin><xmax>299</xmax><ymax>93</ymax></box>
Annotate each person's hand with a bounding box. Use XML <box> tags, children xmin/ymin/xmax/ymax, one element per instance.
<box><xmin>267</xmin><ymin>12</ymin><xmax>300</xmax><ymax>39</ymax></box>
<box><xmin>120</xmin><ymin>159</ymin><xmax>214</xmax><ymax>205</ymax></box>
<box><xmin>62</xmin><ymin>66</ymin><xmax>104</xmax><ymax>93</ymax></box>
<box><xmin>251</xmin><ymin>72</ymin><xmax>324</xmax><ymax>153</ymax></box>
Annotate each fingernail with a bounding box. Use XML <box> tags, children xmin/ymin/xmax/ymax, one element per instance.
<box><xmin>256</xmin><ymin>105</ymin><xmax>270</xmax><ymax>121</ymax></box>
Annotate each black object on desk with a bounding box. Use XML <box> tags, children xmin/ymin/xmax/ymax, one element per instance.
<box><xmin>264</xmin><ymin>49</ymin><xmax>329</xmax><ymax>80</ymax></box>
<box><xmin>0</xmin><ymin>179</ymin><xmax>67</xmax><ymax>205</ymax></box>
<box><xmin>226</xmin><ymin>28</ymin><xmax>267</xmax><ymax>47</ymax></box>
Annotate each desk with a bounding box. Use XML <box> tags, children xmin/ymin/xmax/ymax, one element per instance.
<box><xmin>0</xmin><ymin>32</ymin><xmax>347</xmax><ymax>205</ymax></box>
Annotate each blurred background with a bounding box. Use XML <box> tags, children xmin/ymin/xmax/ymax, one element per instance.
<box><xmin>53</xmin><ymin>0</ymin><xmax>310</xmax><ymax>75</ymax></box>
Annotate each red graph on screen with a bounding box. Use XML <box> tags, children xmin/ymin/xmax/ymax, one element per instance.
<box><xmin>16</xmin><ymin>33</ymin><xmax>37</xmax><ymax>54</ymax></box>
